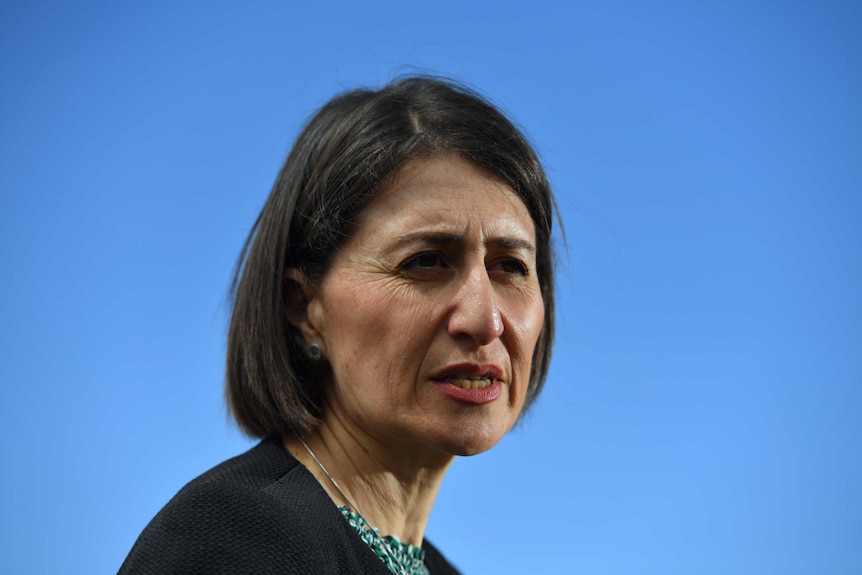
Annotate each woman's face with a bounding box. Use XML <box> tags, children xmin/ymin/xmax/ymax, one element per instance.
<box><xmin>301</xmin><ymin>156</ymin><xmax>544</xmax><ymax>458</ymax></box>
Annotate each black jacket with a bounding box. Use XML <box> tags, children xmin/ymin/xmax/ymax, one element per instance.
<box><xmin>119</xmin><ymin>438</ymin><xmax>461</xmax><ymax>574</ymax></box>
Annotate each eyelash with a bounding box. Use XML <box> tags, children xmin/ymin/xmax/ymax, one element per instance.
<box><xmin>400</xmin><ymin>252</ymin><xmax>529</xmax><ymax>277</ymax></box>
<box><xmin>490</xmin><ymin>259</ymin><xmax>529</xmax><ymax>276</ymax></box>
<box><xmin>402</xmin><ymin>252</ymin><xmax>448</xmax><ymax>270</ymax></box>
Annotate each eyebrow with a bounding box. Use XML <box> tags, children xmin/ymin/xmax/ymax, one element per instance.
<box><xmin>390</xmin><ymin>231</ymin><xmax>536</xmax><ymax>254</ymax></box>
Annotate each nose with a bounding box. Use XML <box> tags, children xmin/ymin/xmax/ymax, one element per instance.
<box><xmin>447</xmin><ymin>266</ymin><xmax>504</xmax><ymax>346</ymax></box>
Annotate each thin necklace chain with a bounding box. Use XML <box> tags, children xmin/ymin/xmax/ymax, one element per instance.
<box><xmin>298</xmin><ymin>437</ymin><xmax>419</xmax><ymax>575</ymax></box>
<box><xmin>299</xmin><ymin>436</ymin><xmax>366</xmax><ymax>516</ymax></box>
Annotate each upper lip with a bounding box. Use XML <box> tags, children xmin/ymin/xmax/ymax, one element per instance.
<box><xmin>430</xmin><ymin>363</ymin><xmax>504</xmax><ymax>381</ymax></box>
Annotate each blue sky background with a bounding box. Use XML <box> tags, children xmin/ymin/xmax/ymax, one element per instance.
<box><xmin>2</xmin><ymin>1</ymin><xmax>860</xmax><ymax>573</ymax></box>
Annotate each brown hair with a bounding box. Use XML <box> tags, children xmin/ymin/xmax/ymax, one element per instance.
<box><xmin>227</xmin><ymin>76</ymin><xmax>557</xmax><ymax>438</ymax></box>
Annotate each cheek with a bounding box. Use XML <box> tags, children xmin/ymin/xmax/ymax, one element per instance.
<box><xmin>511</xmin><ymin>294</ymin><xmax>545</xmax><ymax>352</ymax></box>
<box><xmin>323</xmin><ymin>286</ymin><xmax>435</xmax><ymax>369</ymax></box>
<box><xmin>510</xmin><ymin>297</ymin><xmax>545</xmax><ymax>401</ymax></box>
<box><xmin>530</xmin><ymin>297</ymin><xmax>546</xmax><ymax>347</ymax></box>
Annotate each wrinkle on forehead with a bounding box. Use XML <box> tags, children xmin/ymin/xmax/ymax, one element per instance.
<box><xmin>360</xmin><ymin>156</ymin><xmax>535</xmax><ymax>242</ymax></box>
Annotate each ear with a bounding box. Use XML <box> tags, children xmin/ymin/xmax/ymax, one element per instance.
<box><xmin>284</xmin><ymin>268</ymin><xmax>324</xmax><ymax>345</ymax></box>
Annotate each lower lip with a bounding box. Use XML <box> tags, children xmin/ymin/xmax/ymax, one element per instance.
<box><xmin>431</xmin><ymin>380</ymin><xmax>503</xmax><ymax>405</ymax></box>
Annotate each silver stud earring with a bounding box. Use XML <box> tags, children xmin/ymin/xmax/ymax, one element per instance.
<box><xmin>305</xmin><ymin>343</ymin><xmax>322</xmax><ymax>361</ymax></box>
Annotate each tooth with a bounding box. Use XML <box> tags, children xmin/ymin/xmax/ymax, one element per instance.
<box><xmin>441</xmin><ymin>376</ymin><xmax>494</xmax><ymax>390</ymax></box>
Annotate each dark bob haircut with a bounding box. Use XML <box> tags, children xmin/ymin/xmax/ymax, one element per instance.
<box><xmin>227</xmin><ymin>76</ymin><xmax>557</xmax><ymax>438</ymax></box>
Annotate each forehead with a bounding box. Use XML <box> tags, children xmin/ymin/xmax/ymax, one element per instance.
<box><xmin>356</xmin><ymin>156</ymin><xmax>535</xmax><ymax>240</ymax></box>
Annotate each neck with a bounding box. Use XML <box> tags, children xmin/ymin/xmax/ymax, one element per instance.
<box><xmin>284</xmin><ymin>420</ymin><xmax>453</xmax><ymax>546</ymax></box>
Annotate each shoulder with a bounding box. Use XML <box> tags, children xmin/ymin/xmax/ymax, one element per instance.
<box><xmin>423</xmin><ymin>539</ymin><xmax>464</xmax><ymax>575</ymax></box>
<box><xmin>118</xmin><ymin>438</ymin><xmax>345</xmax><ymax>575</ymax></box>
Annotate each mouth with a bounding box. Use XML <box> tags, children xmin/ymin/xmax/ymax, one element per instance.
<box><xmin>439</xmin><ymin>375</ymin><xmax>493</xmax><ymax>390</ymax></box>
<box><xmin>429</xmin><ymin>363</ymin><xmax>505</xmax><ymax>405</ymax></box>
<box><xmin>430</xmin><ymin>363</ymin><xmax>504</xmax><ymax>384</ymax></box>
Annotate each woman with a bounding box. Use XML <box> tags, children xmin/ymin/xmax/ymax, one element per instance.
<box><xmin>119</xmin><ymin>76</ymin><xmax>557</xmax><ymax>574</ymax></box>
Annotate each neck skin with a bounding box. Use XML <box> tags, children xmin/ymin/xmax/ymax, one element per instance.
<box><xmin>283</xmin><ymin>406</ymin><xmax>454</xmax><ymax>547</ymax></box>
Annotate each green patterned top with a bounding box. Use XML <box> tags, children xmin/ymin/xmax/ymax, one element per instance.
<box><xmin>338</xmin><ymin>506</ymin><xmax>430</xmax><ymax>575</ymax></box>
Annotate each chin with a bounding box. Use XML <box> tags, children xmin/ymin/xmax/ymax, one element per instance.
<box><xmin>433</xmin><ymin>422</ymin><xmax>511</xmax><ymax>457</ymax></box>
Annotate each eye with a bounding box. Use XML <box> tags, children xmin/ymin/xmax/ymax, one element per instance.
<box><xmin>488</xmin><ymin>258</ymin><xmax>529</xmax><ymax>277</ymax></box>
<box><xmin>401</xmin><ymin>252</ymin><xmax>449</xmax><ymax>272</ymax></box>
